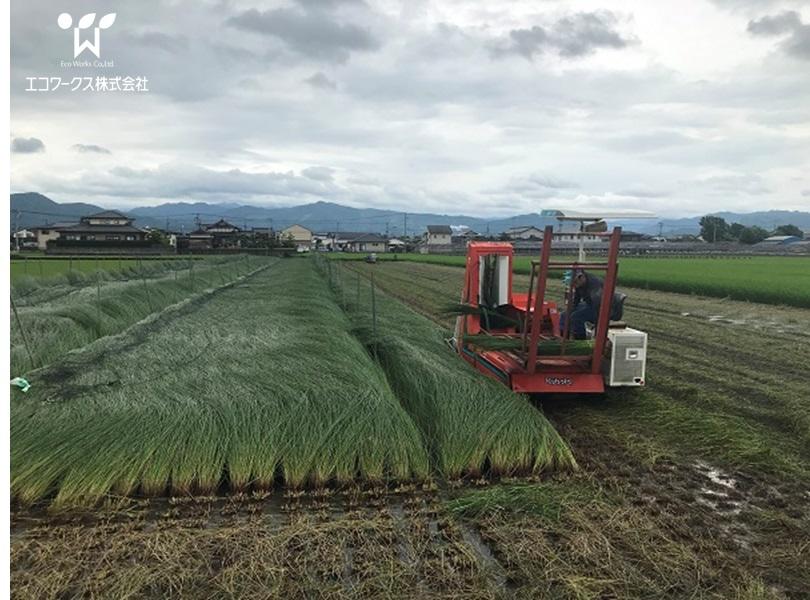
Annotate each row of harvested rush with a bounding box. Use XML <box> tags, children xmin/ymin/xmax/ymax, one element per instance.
<box><xmin>11</xmin><ymin>255</ymin><xmax>263</xmax><ymax>374</ymax></box>
<box><xmin>322</xmin><ymin>258</ymin><xmax>576</xmax><ymax>478</ymax></box>
<box><xmin>11</xmin><ymin>259</ymin><xmax>429</xmax><ymax>508</ymax></box>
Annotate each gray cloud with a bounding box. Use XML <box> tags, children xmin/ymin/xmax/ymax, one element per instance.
<box><xmin>305</xmin><ymin>71</ymin><xmax>338</xmax><ymax>90</ymax></box>
<box><xmin>227</xmin><ymin>7</ymin><xmax>380</xmax><ymax>62</ymax></box>
<box><xmin>695</xmin><ymin>173</ymin><xmax>772</xmax><ymax>196</ymax></box>
<box><xmin>616</xmin><ymin>187</ymin><xmax>669</xmax><ymax>198</ymax></box>
<box><xmin>783</xmin><ymin>24</ymin><xmax>810</xmax><ymax>59</ymax></box>
<box><xmin>487</xmin><ymin>173</ymin><xmax>579</xmax><ymax>199</ymax></box>
<box><xmin>122</xmin><ymin>31</ymin><xmax>189</xmax><ymax>54</ymax></box>
<box><xmin>747</xmin><ymin>11</ymin><xmax>802</xmax><ymax>36</ymax></box>
<box><xmin>604</xmin><ymin>131</ymin><xmax>695</xmax><ymax>153</ymax></box>
<box><xmin>524</xmin><ymin>174</ymin><xmax>579</xmax><ymax>190</ymax></box>
<box><xmin>802</xmin><ymin>190</ymin><xmax>810</xmax><ymax>197</ymax></box>
<box><xmin>302</xmin><ymin>166</ymin><xmax>335</xmax><ymax>181</ymax></box>
<box><xmin>748</xmin><ymin>11</ymin><xmax>810</xmax><ymax>60</ymax></box>
<box><xmin>9</xmin><ymin>0</ymin><xmax>810</xmax><ymax>217</ymax></box>
<box><xmin>11</xmin><ymin>137</ymin><xmax>45</xmax><ymax>153</ymax></box>
<box><xmin>73</xmin><ymin>144</ymin><xmax>112</xmax><ymax>154</ymax></box>
<box><xmin>295</xmin><ymin>0</ymin><xmax>366</xmax><ymax>8</ymax></box>
<box><xmin>45</xmin><ymin>163</ymin><xmax>343</xmax><ymax>202</ymax></box>
<box><xmin>500</xmin><ymin>11</ymin><xmax>635</xmax><ymax>59</ymax></box>
<box><xmin>711</xmin><ymin>0</ymin><xmax>806</xmax><ymax>12</ymax></box>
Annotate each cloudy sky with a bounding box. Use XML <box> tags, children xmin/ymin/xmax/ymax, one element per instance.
<box><xmin>10</xmin><ymin>0</ymin><xmax>810</xmax><ymax>217</ymax></box>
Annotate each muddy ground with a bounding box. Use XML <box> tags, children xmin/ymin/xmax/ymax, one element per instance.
<box><xmin>11</xmin><ymin>260</ymin><xmax>810</xmax><ymax>599</ymax></box>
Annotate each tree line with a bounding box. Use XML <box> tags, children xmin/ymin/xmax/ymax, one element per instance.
<box><xmin>699</xmin><ymin>216</ymin><xmax>804</xmax><ymax>244</ymax></box>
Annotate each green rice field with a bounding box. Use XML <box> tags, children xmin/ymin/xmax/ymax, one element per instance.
<box><xmin>330</xmin><ymin>253</ymin><xmax>810</xmax><ymax>308</ymax></box>
<box><xmin>10</xmin><ymin>256</ymin><xmax>201</xmax><ymax>282</ymax></box>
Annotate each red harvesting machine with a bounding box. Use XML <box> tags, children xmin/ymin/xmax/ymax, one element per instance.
<box><xmin>451</xmin><ymin>219</ymin><xmax>649</xmax><ymax>395</ymax></box>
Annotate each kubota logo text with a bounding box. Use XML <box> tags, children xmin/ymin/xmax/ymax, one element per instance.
<box><xmin>58</xmin><ymin>12</ymin><xmax>116</xmax><ymax>59</ymax></box>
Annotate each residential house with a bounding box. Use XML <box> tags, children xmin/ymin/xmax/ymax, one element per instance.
<box><xmin>312</xmin><ymin>232</ymin><xmax>334</xmax><ymax>251</ymax></box>
<box><xmin>280</xmin><ymin>224</ymin><xmax>313</xmax><ymax>251</ymax></box>
<box><xmin>504</xmin><ymin>226</ymin><xmax>544</xmax><ymax>240</ymax></box>
<box><xmin>203</xmin><ymin>219</ymin><xmax>242</xmax><ymax>248</ymax></box>
<box><xmin>27</xmin><ymin>223</ymin><xmax>77</xmax><ymax>250</ymax></box>
<box><xmin>424</xmin><ymin>225</ymin><xmax>452</xmax><ymax>245</ymax></box>
<box><xmin>343</xmin><ymin>233</ymin><xmax>388</xmax><ymax>253</ymax></box>
<box><xmin>327</xmin><ymin>231</ymin><xmax>388</xmax><ymax>253</ymax></box>
<box><xmin>187</xmin><ymin>229</ymin><xmax>215</xmax><ymax>250</ymax></box>
<box><xmin>49</xmin><ymin>211</ymin><xmax>148</xmax><ymax>250</ymax></box>
<box><xmin>388</xmin><ymin>238</ymin><xmax>406</xmax><ymax>252</ymax></box>
<box><xmin>451</xmin><ymin>228</ymin><xmax>480</xmax><ymax>245</ymax></box>
<box><xmin>329</xmin><ymin>231</ymin><xmax>365</xmax><ymax>251</ymax></box>
<box><xmin>620</xmin><ymin>231</ymin><xmax>647</xmax><ymax>243</ymax></box>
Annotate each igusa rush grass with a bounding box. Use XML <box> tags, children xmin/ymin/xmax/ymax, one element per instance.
<box><xmin>325</xmin><ymin>259</ymin><xmax>576</xmax><ymax>478</ymax></box>
<box><xmin>11</xmin><ymin>259</ymin><xmax>428</xmax><ymax>508</ymax></box>
<box><xmin>11</xmin><ymin>256</ymin><xmax>262</xmax><ymax>374</ymax></box>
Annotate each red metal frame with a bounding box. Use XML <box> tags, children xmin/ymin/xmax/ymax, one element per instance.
<box><xmin>455</xmin><ymin>225</ymin><xmax>622</xmax><ymax>395</ymax></box>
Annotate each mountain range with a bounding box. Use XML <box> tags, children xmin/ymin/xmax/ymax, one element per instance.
<box><xmin>10</xmin><ymin>192</ymin><xmax>810</xmax><ymax>236</ymax></box>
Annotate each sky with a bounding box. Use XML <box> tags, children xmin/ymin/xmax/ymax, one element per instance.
<box><xmin>9</xmin><ymin>0</ymin><xmax>810</xmax><ymax>218</ymax></box>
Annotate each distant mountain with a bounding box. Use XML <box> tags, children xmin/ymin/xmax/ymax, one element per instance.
<box><xmin>617</xmin><ymin>210</ymin><xmax>810</xmax><ymax>236</ymax></box>
<box><xmin>10</xmin><ymin>193</ymin><xmax>105</xmax><ymax>229</ymax></box>
<box><xmin>10</xmin><ymin>193</ymin><xmax>810</xmax><ymax>237</ymax></box>
<box><xmin>126</xmin><ymin>200</ymin><xmax>566</xmax><ymax>235</ymax></box>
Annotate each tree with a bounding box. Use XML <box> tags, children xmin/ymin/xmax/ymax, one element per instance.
<box><xmin>738</xmin><ymin>226</ymin><xmax>768</xmax><ymax>245</ymax></box>
<box><xmin>147</xmin><ymin>229</ymin><xmax>169</xmax><ymax>246</ymax></box>
<box><xmin>280</xmin><ymin>233</ymin><xmax>296</xmax><ymax>248</ymax></box>
<box><xmin>699</xmin><ymin>216</ymin><xmax>731</xmax><ymax>242</ymax></box>
<box><xmin>773</xmin><ymin>224</ymin><xmax>803</xmax><ymax>238</ymax></box>
<box><xmin>729</xmin><ymin>222</ymin><xmax>746</xmax><ymax>240</ymax></box>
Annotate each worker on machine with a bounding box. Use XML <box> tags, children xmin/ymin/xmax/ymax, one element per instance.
<box><xmin>562</xmin><ymin>270</ymin><xmax>626</xmax><ymax>340</ymax></box>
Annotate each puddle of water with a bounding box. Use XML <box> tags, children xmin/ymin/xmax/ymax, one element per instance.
<box><xmin>695</xmin><ymin>461</ymin><xmax>738</xmax><ymax>490</ymax></box>
<box><xmin>389</xmin><ymin>503</ymin><xmax>417</xmax><ymax>567</ymax></box>
<box><xmin>693</xmin><ymin>461</ymin><xmax>747</xmax><ymax>518</ymax></box>
<box><xmin>458</xmin><ymin>522</ymin><xmax>509</xmax><ymax>592</ymax></box>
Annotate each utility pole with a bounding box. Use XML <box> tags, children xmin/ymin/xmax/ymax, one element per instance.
<box><xmin>385</xmin><ymin>221</ymin><xmax>389</xmax><ymax>236</ymax></box>
<box><xmin>658</xmin><ymin>221</ymin><xmax>663</xmax><ymax>237</ymax></box>
<box><xmin>194</xmin><ymin>213</ymin><xmax>201</xmax><ymax>231</ymax></box>
<box><xmin>13</xmin><ymin>209</ymin><xmax>20</xmax><ymax>252</ymax></box>
<box><xmin>403</xmin><ymin>213</ymin><xmax>407</xmax><ymax>239</ymax></box>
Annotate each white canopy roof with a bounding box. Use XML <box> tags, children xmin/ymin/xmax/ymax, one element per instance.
<box><xmin>541</xmin><ymin>209</ymin><xmax>657</xmax><ymax>221</ymax></box>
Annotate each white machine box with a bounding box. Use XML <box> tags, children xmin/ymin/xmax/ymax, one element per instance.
<box><xmin>605</xmin><ymin>327</ymin><xmax>647</xmax><ymax>386</ymax></box>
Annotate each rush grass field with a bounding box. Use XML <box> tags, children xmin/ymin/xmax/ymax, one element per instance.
<box><xmin>331</xmin><ymin>253</ymin><xmax>810</xmax><ymax>308</ymax></box>
<box><xmin>10</xmin><ymin>256</ymin><xmax>262</xmax><ymax>374</ymax></box>
<box><xmin>10</xmin><ymin>258</ymin><xmax>573</xmax><ymax>509</ymax></box>
<box><xmin>11</xmin><ymin>256</ymin><xmax>810</xmax><ymax>598</ymax></box>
